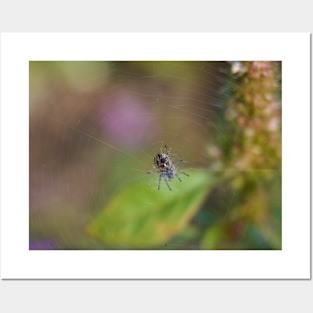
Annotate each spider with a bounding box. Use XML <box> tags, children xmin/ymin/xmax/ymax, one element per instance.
<box><xmin>147</xmin><ymin>145</ymin><xmax>189</xmax><ymax>191</ymax></box>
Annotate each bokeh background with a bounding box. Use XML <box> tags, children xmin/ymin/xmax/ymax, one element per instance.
<box><xmin>29</xmin><ymin>61</ymin><xmax>281</xmax><ymax>250</ymax></box>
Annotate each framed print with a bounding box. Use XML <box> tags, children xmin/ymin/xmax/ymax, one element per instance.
<box><xmin>0</xmin><ymin>33</ymin><xmax>310</xmax><ymax>279</ymax></box>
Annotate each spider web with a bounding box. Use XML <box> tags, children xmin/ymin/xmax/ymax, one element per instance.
<box><xmin>29</xmin><ymin>61</ymin><xmax>275</xmax><ymax>249</ymax></box>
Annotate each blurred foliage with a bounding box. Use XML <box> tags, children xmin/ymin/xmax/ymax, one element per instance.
<box><xmin>204</xmin><ymin>61</ymin><xmax>281</xmax><ymax>249</ymax></box>
<box><xmin>29</xmin><ymin>61</ymin><xmax>281</xmax><ymax>250</ymax></box>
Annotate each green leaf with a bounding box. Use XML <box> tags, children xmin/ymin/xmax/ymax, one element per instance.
<box><xmin>87</xmin><ymin>169</ymin><xmax>215</xmax><ymax>248</ymax></box>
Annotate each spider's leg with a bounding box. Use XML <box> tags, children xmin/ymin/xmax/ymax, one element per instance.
<box><xmin>176</xmin><ymin>174</ymin><xmax>182</xmax><ymax>182</ymax></box>
<box><xmin>164</xmin><ymin>145</ymin><xmax>171</xmax><ymax>155</ymax></box>
<box><xmin>180</xmin><ymin>171</ymin><xmax>189</xmax><ymax>177</ymax></box>
<box><xmin>147</xmin><ymin>166</ymin><xmax>157</xmax><ymax>175</ymax></box>
<box><xmin>158</xmin><ymin>173</ymin><xmax>162</xmax><ymax>190</ymax></box>
<box><xmin>164</xmin><ymin>176</ymin><xmax>172</xmax><ymax>191</ymax></box>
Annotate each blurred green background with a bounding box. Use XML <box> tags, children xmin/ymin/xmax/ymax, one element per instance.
<box><xmin>29</xmin><ymin>61</ymin><xmax>281</xmax><ymax>250</ymax></box>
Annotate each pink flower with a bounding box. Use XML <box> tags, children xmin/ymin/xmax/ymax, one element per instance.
<box><xmin>99</xmin><ymin>91</ymin><xmax>156</xmax><ymax>148</ymax></box>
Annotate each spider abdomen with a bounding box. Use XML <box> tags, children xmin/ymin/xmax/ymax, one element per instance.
<box><xmin>165</xmin><ymin>169</ymin><xmax>175</xmax><ymax>179</ymax></box>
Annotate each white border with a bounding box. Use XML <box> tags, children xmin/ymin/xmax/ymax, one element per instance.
<box><xmin>0</xmin><ymin>33</ymin><xmax>310</xmax><ymax>279</ymax></box>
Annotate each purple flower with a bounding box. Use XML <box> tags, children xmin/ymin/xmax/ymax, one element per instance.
<box><xmin>29</xmin><ymin>239</ymin><xmax>57</xmax><ymax>250</ymax></box>
<box><xmin>99</xmin><ymin>91</ymin><xmax>156</xmax><ymax>148</ymax></box>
